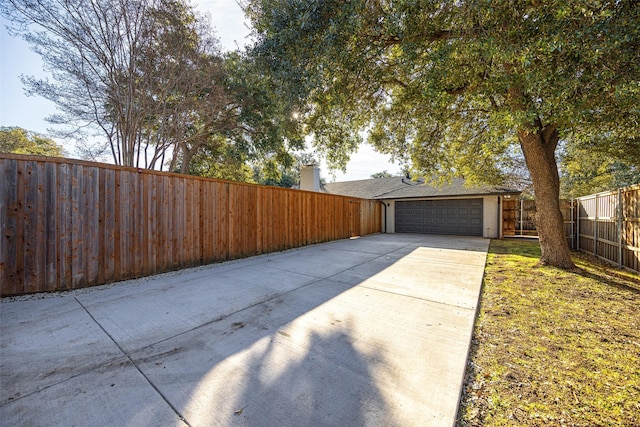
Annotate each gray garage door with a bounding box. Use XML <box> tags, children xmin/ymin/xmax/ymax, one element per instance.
<box><xmin>395</xmin><ymin>199</ymin><xmax>483</xmax><ymax>236</ymax></box>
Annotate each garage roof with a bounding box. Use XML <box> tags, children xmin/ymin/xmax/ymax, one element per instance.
<box><xmin>322</xmin><ymin>176</ymin><xmax>520</xmax><ymax>200</ymax></box>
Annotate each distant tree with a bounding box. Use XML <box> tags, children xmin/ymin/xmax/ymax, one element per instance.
<box><xmin>501</xmin><ymin>148</ymin><xmax>534</xmax><ymax>196</ymax></box>
<box><xmin>247</xmin><ymin>0</ymin><xmax>640</xmax><ymax>269</ymax></box>
<box><xmin>170</xmin><ymin>50</ymin><xmax>305</xmax><ymax>180</ymax></box>
<box><xmin>370</xmin><ymin>171</ymin><xmax>393</xmax><ymax>179</ymax></box>
<box><xmin>121</xmin><ymin>0</ymin><xmax>233</xmax><ymax>172</ymax></box>
<box><xmin>187</xmin><ymin>135</ymin><xmax>256</xmax><ymax>182</ymax></box>
<box><xmin>560</xmin><ymin>144</ymin><xmax>640</xmax><ymax>198</ymax></box>
<box><xmin>0</xmin><ymin>127</ymin><xmax>65</xmax><ymax>157</ymax></box>
<box><xmin>2</xmin><ymin>0</ymin><xmax>303</xmax><ymax>177</ymax></box>
<box><xmin>220</xmin><ymin>51</ymin><xmax>305</xmax><ymax>173</ymax></box>
<box><xmin>2</xmin><ymin>0</ymin><xmax>154</xmax><ymax>166</ymax></box>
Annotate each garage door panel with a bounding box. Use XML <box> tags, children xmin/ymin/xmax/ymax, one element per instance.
<box><xmin>395</xmin><ymin>199</ymin><xmax>483</xmax><ymax>236</ymax></box>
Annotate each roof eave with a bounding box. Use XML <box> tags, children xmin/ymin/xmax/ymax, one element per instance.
<box><xmin>373</xmin><ymin>190</ymin><xmax>522</xmax><ymax>200</ymax></box>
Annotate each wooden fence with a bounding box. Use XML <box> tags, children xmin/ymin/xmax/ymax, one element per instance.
<box><xmin>502</xmin><ymin>199</ymin><xmax>538</xmax><ymax>236</ymax></box>
<box><xmin>0</xmin><ymin>154</ymin><xmax>382</xmax><ymax>296</ymax></box>
<box><xmin>502</xmin><ymin>199</ymin><xmax>575</xmax><ymax>247</ymax></box>
<box><xmin>575</xmin><ymin>185</ymin><xmax>640</xmax><ymax>272</ymax></box>
<box><xmin>502</xmin><ymin>186</ymin><xmax>640</xmax><ymax>272</ymax></box>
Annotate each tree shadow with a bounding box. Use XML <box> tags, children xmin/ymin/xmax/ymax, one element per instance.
<box><xmin>131</xmin><ymin>264</ymin><xmax>406</xmax><ymax>425</ymax></box>
<box><xmin>3</xmin><ymin>233</ymin><xmax>486</xmax><ymax>426</ymax></box>
<box><xmin>573</xmin><ymin>266</ymin><xmax>640</xmax><ymax>295</ymax></box>
<box><xmin>229</xmin><ymin>319</ymin><xmax>398</xmax><ymax>426</ymax></box>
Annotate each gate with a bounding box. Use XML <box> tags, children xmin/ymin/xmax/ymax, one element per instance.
<box><xmin>501</xmin><ymin>185</ymin><xmax>639</xmax><ymax>272</ymax></box>
<box><xmin>502</xmin><ymin>199</ymin><xmax>576</xmax><ymax>247</ymax></box>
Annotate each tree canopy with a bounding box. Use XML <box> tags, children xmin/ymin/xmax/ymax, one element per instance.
<box><xmin>246</xmin><ymin>0</ymin><xmax>640</xmax><ymax>268</ymax></box>
<box><xmin>370</xmin><ymin>171</ymin><xmax>394</xmax><ymax>179</ymax></box>
<box><xmin>1</xmin><ymin>0</ymin><xmax>303</xmax><ymax>178</ymax></box>
<box><xmin>560</xmin><ymin>143</ymin><xmax>640</xmax><ymax>198</ymax></box>
<box><xmin>2</xmin><ymin>0</ymin><xmax>154</xmax><ymax>166</ymax></box>
<box><xmin>0</xmin><ymin>127</ymin><xmax>65</xmax><ymax>157</ymax></box>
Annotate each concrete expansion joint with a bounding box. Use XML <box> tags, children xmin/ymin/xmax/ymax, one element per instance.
<box><xmin>357</xmin><ymin>284</ymin><xmax>476</xmax><ymax>311</ymax></box>
<box><xmin>265</xmin><ymin>263</ymin><xmax>326</xmax><ymax>279</ymax></box>
<box><xmin>73</xmin><ymin>297</ymin><xmax>193</xmax><ymax>427</ymax></box>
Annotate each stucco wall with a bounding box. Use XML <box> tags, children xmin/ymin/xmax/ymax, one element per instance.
<box><xmin>482</xmin><ymin>196</ymin><xmax>499</xmax><ymax>238</ymax></box>
<box><xmin>383</xmin><ymin>200</ymin><xmax>396</xmax><ymax>233</ymax></box>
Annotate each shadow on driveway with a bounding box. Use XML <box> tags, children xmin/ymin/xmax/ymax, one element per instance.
<box><xmin>1</xmin><ymin>234</ymin><xmax>489</xmax><ymax>426</ymax></box>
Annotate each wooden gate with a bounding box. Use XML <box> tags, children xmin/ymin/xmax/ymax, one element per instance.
<box><xmin>502</xmin><ymin>199</ymin><xmax>538</xmax><ymax>236</ymax></box>
<box><xmin>502</xmin><ymin>199</ymin><xmax>576</xmax><ymax>246</ymax></box>
<box><xmin>500</xmin><ymin>188</ymin><xmax>639</xmax><ymax>271</ymax></box>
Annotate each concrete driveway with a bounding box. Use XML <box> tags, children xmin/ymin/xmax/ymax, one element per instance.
<box><xmin>1</xmin><ymin>234</ymin><xmax>489</xmax><ymax>427</ymax></box>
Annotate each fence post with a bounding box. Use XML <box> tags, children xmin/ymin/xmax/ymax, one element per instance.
<box><xmin>618</xmin><ymin>188</ymin><xmax>623</xmax><ymax>268</ymax></box>
<box><xmin>576</xmin><ymin>198</ymin><xmax>580</xmax><ymax>251</ymax></box>
<box><xmin>570</xmin><ymin>198</ymin><xmax>574</xmax><ymax>249</ymax></box>
<box><xmin>594</xmin><ymin>194</ymin><xmax>598</xmax><ymax>257</ymax></box>
<box><xmin>519</xmin><ymin>199</ymin><xmax>524</xmax><ymax>236</ymax></box>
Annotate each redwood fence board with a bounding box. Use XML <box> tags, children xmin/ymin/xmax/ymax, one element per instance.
<box><xmin>1</xmin><ymin>159</ymin><xmax>18</xmax><ymax>293</ymax></box>
<box><xmin>0</xmin><ymin>154</ymin><xmax>382</xmax><ymax>296</ymax></box>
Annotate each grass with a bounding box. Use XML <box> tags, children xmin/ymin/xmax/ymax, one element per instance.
<box><xmin>457</xmin><ymin>238</ymin><xmax>640</xmax><ymax>427</ymax></box>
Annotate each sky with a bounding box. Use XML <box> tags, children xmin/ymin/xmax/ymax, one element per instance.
<box><xmin>0</xmin><ymin>1</ymin><xmax>400</xmax><ymax>182</ymax></box>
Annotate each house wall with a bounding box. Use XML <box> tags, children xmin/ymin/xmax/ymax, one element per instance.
<box><xmin>483</xmin><ymin>196</ymin><xmax>499</xmax><ymax>238</ymax></box>
<box><xmin>382</xmin><ymin>196</ymin><xmax>501</xmax><ymax>238</ymax></box>
<box><xmin>384</xmin><ymin>200</ymin><xmax>396</xmax><ymax>233</ymax></box>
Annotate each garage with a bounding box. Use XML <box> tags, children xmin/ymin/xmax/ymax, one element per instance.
<box><xmin>395</xmin><ymin>199</ymin><xmax>483</xmax><ymax>236</ymax></box>
<box><xmin>322</xmin><ymin>176</ymin><xmax>519</xmax><ymax>238</ymax></box>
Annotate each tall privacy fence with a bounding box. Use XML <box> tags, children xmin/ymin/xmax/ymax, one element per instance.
<box><xmin>503</xmin><ymin>185</ymin><xmax>640</xmax><ymax>272</ymax></box>
<box><xmin>575</xmin><ymin>185</ymin><xmax>640</xmax><ymax>272</ymax></box>
<box><xmin>0</xmin><ymin>154</ymin><xmax>382</xmax><ymax>296</ymax></box>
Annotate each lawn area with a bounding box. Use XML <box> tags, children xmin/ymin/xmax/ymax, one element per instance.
<box><xmin>457</xmin><ymin>238</ymin><xmax>640</xmax><ymax>427</ymax></box>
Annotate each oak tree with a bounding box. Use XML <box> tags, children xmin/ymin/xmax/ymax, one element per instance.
<box><xmin>246</xmin><ymin>0</ymin><xmax>640</xmax><ymax>268</ymax></box>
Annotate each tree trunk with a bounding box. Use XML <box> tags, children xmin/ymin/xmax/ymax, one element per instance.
<box><xmin>180</xmin><ymin>145</ymin><xmax>196</xmax><ymax>175</ymax></box>
<box><xmin>518</xmin><ymin>123</ymin><xmax>575</xmax><ymax>269</ymax></box>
